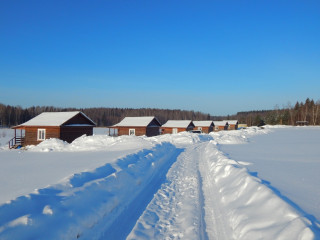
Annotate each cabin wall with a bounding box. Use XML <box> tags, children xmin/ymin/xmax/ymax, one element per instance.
<box><xmin>117</xmin><ymin>127</ymin><xmax>147</xmax><ymax>136</ymax></box>
<box><xmin>161</xmin><ymin>127</ymin><xmax>193</xmax><ymax>134</ymax></box>
<box><xmin>60</xmin><ymin>126</ymin><xmax>93</xmax><ymax>143</ymax></box>
<box><xmin>24</xmin><ymin>127</ymin><xmax>60</xmax><ymax>146</ymax></box>
<box><xmin>215</xmin><ymin>125</ymin><xmax>227</xmax><ymax>131</ymax></box>
<box><xmin>228</xmin><ymin>124</ymin><xmax>238</xmax><ymax>130</ymax></box>
<box><xmin>196</xmin><ymin>126</ymin><xmax>213</xmax><ymax>133</ymax></box>
<box><xmin>146</xmin><ymin>127</ymin><xmax>160</xmax><ymax>137</ymax></box>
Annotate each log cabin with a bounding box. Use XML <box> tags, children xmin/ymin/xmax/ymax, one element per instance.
<box><xmin>112</xmin><ymin>116</ymin><xmax>161</xmax><ymax>137</ymax></box>
<box><xmin>225</xmin><ymin>120</ymin><xmax>239</xmax><ymax>130</ymax></box>
<box><xmin>161</xmin><ymin>120</ymin><xmax>195</xmax><ymax>134</ymax></box>
<box><xmin>192</xmin><ymin>121</ymin><xmax>214</xmax><ymax>133</ymax></box>
<box><xmin>10</xmin><ymin>111</ymin><xmax>96</xmax><ymax>148</ymax></box>
<box><xmin>213</xmin><ymin>121</ymin><xmax>228</xmax><ymax>131</ymax></box>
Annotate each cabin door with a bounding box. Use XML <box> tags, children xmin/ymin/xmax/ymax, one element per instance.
<box><xmin>129</xmin><ymin>129</ymin><xmax>136</xmax><ymax>136</ymax></box>
<box><xmin>172</xmin><ymin>128</ymin><xmax>178</xmax><ymax>134</ymax></box>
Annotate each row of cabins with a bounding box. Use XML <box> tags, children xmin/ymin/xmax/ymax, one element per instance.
<box><xmin>9</xmin><ymin>112</ymin><xmax>238</xmax><ymax>147</ymax></box>
<box><xmin>112</xmin><ymin>117</ymin><xmax>239</xmax><ymax>137</ymax></box>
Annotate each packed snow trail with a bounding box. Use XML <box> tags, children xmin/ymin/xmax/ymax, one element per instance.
<box><xmin>127</xmin><ymin>143</ymin><xmax>209</xmax><ymax>239</ymax></box>
<box><xmin>128</xmin><ymin>138</ymin><xmax>317</xmax><ymax>240</ymax></box>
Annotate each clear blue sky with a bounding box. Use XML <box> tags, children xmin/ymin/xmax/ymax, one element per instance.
<box><xmin>1</xmin><ymin>0</ymin><xmax>319</xmax><ymax>115</ymax></box>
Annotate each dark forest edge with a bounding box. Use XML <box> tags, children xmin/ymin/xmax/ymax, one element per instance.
<box><xmin>0</xmin><ymin>98</ymin><xmax>319</xmax><ymax>127</ymax></box>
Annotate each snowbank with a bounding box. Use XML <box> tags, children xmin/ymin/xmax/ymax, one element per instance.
<box><xmin>0</xmin><ymin>143</ymin><xmax>182</xmax><ymax>239</ymax></box>
<box><xmin>209</xmin><ymin>126</ymin><xmax>271</xmax><ymax>145</ymax></box>
<box><xmin>201</xmin><ymin>140</ymin><xmax>316</xmax><ymax>239</ymax></box>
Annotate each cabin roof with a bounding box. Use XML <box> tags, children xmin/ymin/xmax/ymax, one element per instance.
<box><xmin>113</xmin><ymin>116</ymin><xmax>161</xmax><ymax>127</ymax></box>
<box><xmin>162</xmin><ymin>120</ymin><xmax>193</xmax><ymax>128</ymax></box>
<box><xmin>213</xmin><ymin>120</ymin><xmax>228</xmax><ymax>126</ymax></box>
<box><xmin>193</xmin><ymin>121</ymin><xmax>214</xmax><ymax>127</ymax></box>
<box><xmin>15</xmin><ymin>111</ymin><xmax>96</xmax><ymax>127</ymax></box>
<box><xmin>224</xmin><ymin>120</ymin><xmax>238</xmax><ymax>125</ymax></box>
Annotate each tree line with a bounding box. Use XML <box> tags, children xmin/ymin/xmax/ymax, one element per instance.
<box><xmin>0</xmin><ymin>104</ymin><xmax>213</xmax><ymax>127</ymax></box>
<box><xmin>232</xmin><ymin>98</ymin><xmax>320</xmax><ymax>126</ymax></box>
<box><xmin>1</xmin><ymin>98</ymin><xmax>319</xmax><ymax>127</ymax></box>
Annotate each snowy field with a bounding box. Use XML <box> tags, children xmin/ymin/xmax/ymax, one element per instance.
<box><xmin>0</xmin><ymin>126</ymin><xmax>319</xmax><ymax>239</ymax></box>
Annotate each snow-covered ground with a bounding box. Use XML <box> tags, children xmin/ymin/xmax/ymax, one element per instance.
<box><xmin>219</xmin><ymin>126</ymin><xmax>320</xmax><ymax>228</ymax></box>
<box><xmin>0</xmin><ymin>127</ymin><xmax>319</xmax><ymax>239</ymax></box>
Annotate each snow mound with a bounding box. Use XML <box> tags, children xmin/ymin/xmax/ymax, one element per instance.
<box><xmin>210</xmin><ymin>127</ymin><xmax>270</xmax><ymax>144</ymax></box>
<box><xmin>152</xmin><ymin>132</ymin><xmax>213</xmax><ymax>147</ymax></box>
<box><xmin>27</xmin><ymin>135</ymin><xmax>156</xmax><ymax>152</ymax></box>
<box><xmin>201</xmin><ymin>141</ymin><xmax>316</xmax><ymax>239</ymax></box>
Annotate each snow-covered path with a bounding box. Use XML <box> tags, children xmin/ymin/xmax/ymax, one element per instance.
<box><xmin>0</xmin><ymin>128</ymin><xmax>320</xmax><ymax>239</ymax></box>
<box><xmin>129</xmin><ymin>139</ymin><xmax>318</xmax><ymax>240</ymax></box>
<box><xmin>128</xmin><ymin>143</ymin><xmax>208</xmax><ymax>239</ymax></box>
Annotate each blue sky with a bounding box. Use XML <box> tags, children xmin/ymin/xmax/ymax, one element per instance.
<box><xmin>1</xmin><ymin>0</ymin><xmax>319</xmax><ymax>115</ymax></box>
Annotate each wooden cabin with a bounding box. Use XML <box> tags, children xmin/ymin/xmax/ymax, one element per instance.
<box><xmin>10</xmin><ymin>111</ymin><xmax>96</xmax><ymax>148</ymax></box>
<box><xmin>296</xmin><ymin>121</ymin><xmax>309</xmax><ymax>126</ymax></box>
<box><xmin>192</xmin><ymin>121</ymin><xmax>214</xmax><ymax>133</ymax></box>
<box><xmin>112</xmin><ymin>116</ymin><xmax>161</xmax><ymax>137</ymax></box>
<box><xmin>225</xmin><ymin>120</ymin><xmax>239</xmax><ymax>130</ymax></box>
<box><xmin>213</xmin><ymin>121</ymin><xmax>228</xmax><ymax>131</ymax></box>
<box><xmin>161</xmin><ymin>120</ymin><xmax>195</xmax><ymax>134</ymax></box>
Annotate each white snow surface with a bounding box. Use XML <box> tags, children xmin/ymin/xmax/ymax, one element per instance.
<box><xmin>161</xmin><ymin>120</ymin><xmax>193</xmax><ymax>128</ymax></box>
<box><xmin>113</xmin><ymin>116</ymin><xmax>159</xmax><ymax>127</ymax></box>
<box><xmin>213</xmin><ymin>120</ymin><xmax>227</xmax><ymax>126</ymax></box>
<box><xmin>0</xmin><ymin>126</ymin><xmax>319</xmax><ymax>239</ymax></box>
<box><xmin>193</xmin><ymin>121</ymin><xmax>214</xmax><ymax>127</ymax></box>
<box><xmin>15</xmin><ymin>111</ymin><xmax>95</xmax><ymax>127</ymax></box>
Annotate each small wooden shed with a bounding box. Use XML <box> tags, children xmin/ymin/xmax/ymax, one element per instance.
<box><xmin>112</xmin><ymin>116</ymin><xmax>161</xmax><ymax>137</ymax></box>
<box><xmin>10</xmin><ymin>111</ymin><xmax>96</xmax><ymax>148</ymax></box>
<box><xmin>161</xmin><ymin>120</ymin><xmax>195</xmax><ymax>134</ymax></box>
<box><xmin>193</xmin><ymin>121</ymin><xmax>214</xmax><ymax>133</ymax></box>
<box><xmin>225</xmin><ymin>120</ymin><xmax>239</xmax><ymax>130</ymax></box>
<box><xmin>213</xmin><ymin>121</ymin><xmax>228</xmax><ymax>131</ymax></box>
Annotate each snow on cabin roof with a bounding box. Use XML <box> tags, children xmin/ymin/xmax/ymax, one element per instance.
<box><xmin>17</xmin><ymin>112</ymin><xmax>95</xmax><ymax>127</ymax></box>
<box><xmin>113</xmin><ymin>116</ymin><xmax>160</xmax><ymax>127</ymax></box>
<box><xmin>162</xmin><ymin>120</ymin><xmax>193</xmax><ymax>128</ymax></box>
<box><xmin>193</xmin><ymin>121</ymin><xmax>213</xmax><ymax>127</ymax></box>
<box><xmin>213</xmin><ymin>120</ymin><xmax>228</xmax><ymax>126</ymax></box>
<box><xmin>225</xmin><ymin>120</ymin><xmax>238</xmax><ymax>125</ymax></box>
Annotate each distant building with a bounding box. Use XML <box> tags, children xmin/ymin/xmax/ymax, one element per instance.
<box><xmin>11</xmin><ymin>112</ymin><xmax>96</xmax><ymax>148</ymax></box>
<box><xmin>161</xmin><ymin>120</ymin><xmax>195</xmax><ymax>134</ymax></box>
<box><xmin>296</xmin><ymin>121</ymin><xmax>309</xmax><ymax>126</ymax></box>
<box><xmin>213</xmin><ymin>121</ymin><xmax>228</xmax><ymax>131</ymax></box>
<box><xmin>193</xmin><ymin>121</ymin><xmax>214</xmax><ymax>133</ymax></box>
<box><xmin>237</xmin><ymin>124</ymin><xmax>248</xmax><ymax>129</ymax></box>
<box><xmin>224</xmin><ymin>120</ymin><xmax>239</xmax><ymax>130</ymax></box>
<box><xmin>112</xmin><ymin>116</ymin><xmax>161</xmax><ymax>137</ymax></box>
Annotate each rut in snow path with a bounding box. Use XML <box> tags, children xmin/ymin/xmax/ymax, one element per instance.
<box><xmin>127</xmin><ymin>143</ymin><xmax>209</xmax><ymax>240</ymax></box>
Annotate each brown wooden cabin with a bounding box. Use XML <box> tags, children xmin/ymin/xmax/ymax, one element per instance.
<box><xmin>10</xmin><ymin>111</ymin><xmax>96</xmax><ymax>148</ymax></box>
<box><xmin>193</xmin><ymin>121</ymin><xmax>214</xmax><ymax>133</ymax></box>
<box><xmin>225</xmin><ymin>120</ymin><xmax>239</xmax><ymax>130</ymax></box>
<box><xmin>112</xmin><ymin>116</ymin><xmax>161</xmax><ymax>137</ymax></box>
<box><xmin>296</xmin><ymin>121</ymin><xmax>309</xmax><ymax>126</ymax></box>
<box><xmin>161</xmin><ymin>120</ymin><xmax>195</xmax><ymax>134</ymax></box>
<box><xmin>213</xmin><ymin>121</ymin><xmax>228</xmax><ymax>131</ymax></box>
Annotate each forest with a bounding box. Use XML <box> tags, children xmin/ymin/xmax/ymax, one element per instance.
<box><xmin>0</xmin><ymin>98</ymin><xmax>319</xmax><ymax>127</ymax></box>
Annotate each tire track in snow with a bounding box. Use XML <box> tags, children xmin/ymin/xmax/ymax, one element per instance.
<box><xmin>127</xmin><ymin>144</ymin><xmax>208</xmax><ymax>240</ymax></box>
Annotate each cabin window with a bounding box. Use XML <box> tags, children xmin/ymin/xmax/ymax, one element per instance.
<box><xmin>129</xmin><ymin>129</ymin><xmax>135</xmax><ymax>136</ymax></box>
<box><xmin>198</xmin><ymin>127</ymin><xmax>202</xmax><ymax>131</ymax></box>
<box><xmin>37</xmin><ymin>129</ymin><xmax>46</xmax><ymax>141</ymax></box>
<box><xmin>172</xmin><ymin>128</ymin><xmax>178</xmax><ymax>134</ymax></box>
